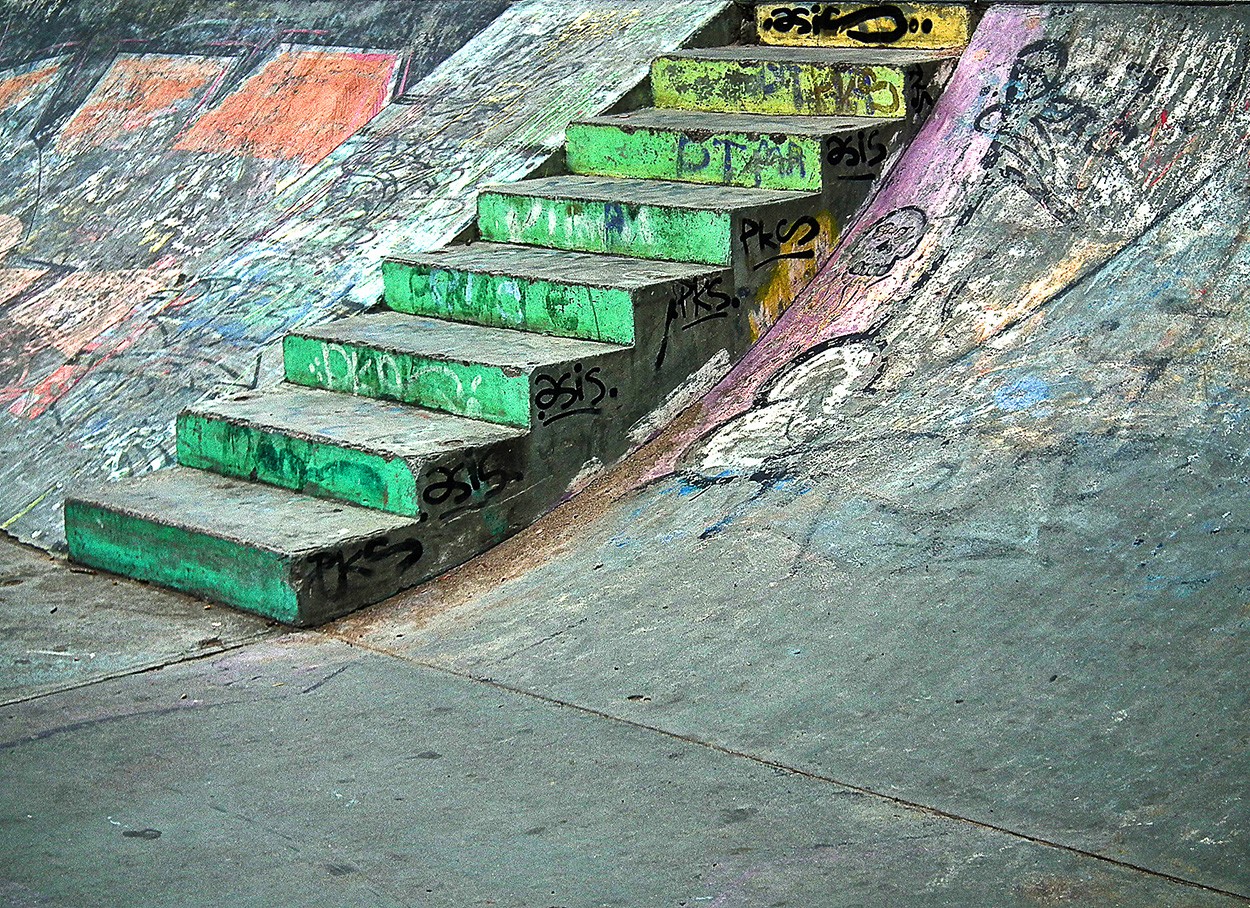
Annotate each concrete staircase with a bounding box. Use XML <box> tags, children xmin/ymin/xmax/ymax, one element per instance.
<box><xmin>65</xmin><ymin>3</ymin><xmax>969</xmax><ymax>625</ymax></box>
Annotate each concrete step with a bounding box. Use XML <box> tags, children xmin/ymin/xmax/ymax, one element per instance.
<box><xmin>756</xmin><ymin>3</ymin><xmax>971</xmax><ymax>50</ymax></box>
<box><xmin>382</xmin><ymin>242</ymin><xmax>728</xmax><ymax>344</ymax></box>
<box><xmin>565</xmin><ymin>107</ymin><xmax>901</xmax><ymax>191</ymax></box>
<box><xmin>283</xmin><ymin>312</ymin><xmax>629</xmax><ymax>428</ymax></box>
<box><xmin>651</xmin><ymin>45</ymin><xmax>958</xmax><ymax>117</ymax></box>
<box><xmin>64</xmin><ymin>467</ymin><xmax>424</xmax><ymax>626</ymax></box>
<box><xmin>176</xmin><ymin>385</ymin><xmax>526</xmax><ymax>518</ymax></box>
<box><xmin>476</xmin><ymin>174</ymin><xmax>817</xmax><ymax>265</ymax></box>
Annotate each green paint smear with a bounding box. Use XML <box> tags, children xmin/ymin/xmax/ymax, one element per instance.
<box><xmin>283</xmin><ymin>336</ymin><xmax>531</xmax><ymax>428</ymax></box>
<box><xmin>177</xmin><ymin>413</ymin><xmax>420</xmax><ymax>517</ymax></box>
<box><xmin>65</xmin><ymin>500</ymin><xmax>299</xmax><ymax>623</ymax></box>
<box><xmin>566</xmin><ymin>123</ymin><xmax>822</xmax><ymax>192</ymax></box>
<box><xmin>652</xmin><ymin>58</ymin><xmax>906</xmax><ymax>117</ymax></box>
<box><xmin>383</xmin><ymin>260</ymin><xmax>635</xmax><ymax>344</ymax></box>
<box><xmin>476</xmin><ymin>193</ymin><xmax>731</xmax><ymax>265</ymax></box>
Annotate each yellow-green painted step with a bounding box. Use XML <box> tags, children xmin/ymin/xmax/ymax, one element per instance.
<box><xmin>756</xmin><ymin>3</ymin><xmax>971</xmax><ymax>49</ymax></box>
<box><xmin>652</xmin><ymin>46</ymin><xmax>954</xmax><ymax>117</ymax></box>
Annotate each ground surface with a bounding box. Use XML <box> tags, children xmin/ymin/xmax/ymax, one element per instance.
<box><xmin>0</xmin><ymin>533</ymin><xmax>1246</xmax><ymax>907</ymax></box>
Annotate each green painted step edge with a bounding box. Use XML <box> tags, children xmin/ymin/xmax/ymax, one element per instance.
<box><xmin>282</xmin><ymin>334</ymin><xmax>532</xmax><ymax>428</ymax></box>
<box><xmin>476</xmin><ymin>192</ymin><xmax>733</xmax><ymax>266</ymax></box>
<box><xmin>651</xmin><ymin>58</ymin><xmax>907</xmax><ymax>118</ymax></box>
<box><xmin>65</xmin><ymin>500</ymin><xmax>299</xmax><ymax>623</ymax></box>
<box><xmin>565</xmin><ymin>122</ymin><xmax>823</xmax><ymax>192</ymax></box>
<box><xmin>176</xmin><ymin>411</ymin><xmax>421</xmax><ymax>518</ymax></box>
<box><xmin>382</xmin><ymin>259</ymin><xmax>637</xmax><ymax>345</ymax></box>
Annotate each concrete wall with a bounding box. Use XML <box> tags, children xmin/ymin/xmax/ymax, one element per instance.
<box><xmin>0</xmin><ymin>0</ymin><xmax>728</xmax><ymax>548</ymax></box>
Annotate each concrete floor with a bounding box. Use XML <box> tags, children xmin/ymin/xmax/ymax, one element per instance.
<box><xmin>1</xmin><ymin>532</ymin><xmax>1245</xmax><ymax>907</ymax></box>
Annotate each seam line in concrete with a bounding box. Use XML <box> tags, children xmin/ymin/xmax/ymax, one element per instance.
<box><xmin>332</xmin><ymin>634</ymin><xmax>1250</xmax><ymax>905</ymax></box>
<box><xmin>0</xmin><ymin>635</ymin><xmax>274</xmax><ymax>708</ymax></box>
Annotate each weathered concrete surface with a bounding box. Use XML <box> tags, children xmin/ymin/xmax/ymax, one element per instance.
<box><xmin>328</xmin><ymin>2</ymin><xmax>1250</xmax><ymax>898</ymax></box>
<box><xmin>0</xmin><ymin>537</ymin><xmax>275</xmax><ymax>704</ymax></box>
<box><xmin>1</xmin><ymin>634</ymin><xmax>1243</xmax><ymax>907</ymax></box>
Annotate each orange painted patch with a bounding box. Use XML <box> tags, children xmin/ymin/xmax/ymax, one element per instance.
<box><xmin>59</xmin><ymin>54</ymin><xmax>229</xmax><ymax>148</ymax></box>
<box><xmin>174</xmin><ymin>48</ymin><xmax>397</xmax><ymax>165</ymax></box>
<box><xmin>0</xmin><ymin>62</ymin><xmax>60</xmax><ymax>113</ymax></box>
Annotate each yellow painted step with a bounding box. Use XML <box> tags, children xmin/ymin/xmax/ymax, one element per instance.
<box><xmin>757</xmin><ymin>3</ymin><xmax>970</xmax><ymax>50</ymax></box>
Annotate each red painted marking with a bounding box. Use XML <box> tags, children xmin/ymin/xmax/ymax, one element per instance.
<box><xmin>59</xmin><ymin>54</ymin><xmax>228</xmax><ymax>148</ymax></box>
<box><xmin>174</xmin><ymin>48</ymin><xmax>397</xmax><ymax>165</ymax></box>
<box><xmin>0</xmin><ymin>62</ymin><xmax>60</xmax><ymax>113</ymax></box>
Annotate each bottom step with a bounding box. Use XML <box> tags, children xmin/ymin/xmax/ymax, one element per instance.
<box><xmin>65</xmin><ymin>468</ymin><xmax>424</xmax><ymax>626</ymax></box>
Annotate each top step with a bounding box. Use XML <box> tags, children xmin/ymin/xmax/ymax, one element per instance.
<box><xmin>651</xmin><ymin>45</ymin><xmax>960</xmax><ymax>118</ymax></box>
<box><xmin>756</xmin><ymin>3</ymin><xmax>971</xmax><ymax>50</ymax></box>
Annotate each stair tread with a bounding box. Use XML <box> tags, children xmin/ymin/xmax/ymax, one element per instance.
<box><xmin>387</xmin><ymin>242</ymin><xmax>724</xmax><ymax>290</ymax></box>
<box><xmin>663</xmin><ymin>45</ymin><xmax>961</xmax><ymax>64</ymax></box>
<box><xmin>479</xmin><ymin>174</ymin><xmax>810</xmax><ymax>209</ymax></box>
<box><xmin>69</xmin><ymin>467</ymin><xmax>416</xmax><ymax>555</ymax></box>
<box><xmin>293</xmin><ymin>312</ymin><xmax>627</xmax><ymax>368</ymax></box>
<box><xmin>575</xmin><ymin>107</ymin><xmax>896</xmax><ymax>136</ymax></box>
<box><xmin>187</xmin><ymin>386</ymin><xmax>525</xmax><ymax>458</ymax></box>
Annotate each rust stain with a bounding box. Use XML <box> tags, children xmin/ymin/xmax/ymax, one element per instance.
<box><xmin>174</xmin><ymin>48</ymin><xmax>397</xmax><ymax>165</ymax></box>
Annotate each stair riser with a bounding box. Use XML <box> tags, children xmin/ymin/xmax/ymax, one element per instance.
<box><xmin>477</xmin><ymin>192</ymin><xmax>733</xmax><ymax>265</ymax></box>
<box><xmin>756</xmin><ymin>3</ymin><xmax>970</xmax><ymax>50</ymax></box>
<box><xmin>283</xmin><ymin>335</ymin><xmax>533</xmax><ymax>427</ymax></box>
<box><xmin>66</xmin><ymin>500</ymin><xmax>302</xmax><ymax>623</ymax></box>
<box><xmin>652</xmin><ymin>57</ymin><xmax>908</xmax><ymax>117</ymax></box>
<box><xmin>177</xmin><ymin>410</ymin><xmax>534</xmax><ymax>523</ymax></box>
<box><xmin>383</xmin><ymin>260</ymin><xmax>637</xmax><ymax>344</ymax></box>
<box><xmin>67</xmin><ymin>500</ymin><xmax>429</xmax><ymax>626</ymax></box>
<box><xmin>283</xmin><ymin>333</ymin><xmax>630</xmax><ymax>432</ymax></box>
<box><xmin>565</xmin><ymin>122</ymin><xmax>824</xmax><ymax>191</ymax></box>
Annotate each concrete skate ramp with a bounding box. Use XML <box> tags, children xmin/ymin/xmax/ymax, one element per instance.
<box><xmin>0</xmin><ymin>0</ymin><xmax>726</xmax><ymax>548</ymax></box>
<box><xmin>341</xmin><ymin>4</ymin><xmax>1250</xmax><ymax>896</ymax></box>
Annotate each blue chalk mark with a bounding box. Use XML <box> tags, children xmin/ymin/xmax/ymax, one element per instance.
<box><xmin>995</xmin><ymin>375</ymin><xmax>1051</xmax><ymax>412</ymax></box>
